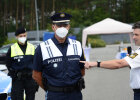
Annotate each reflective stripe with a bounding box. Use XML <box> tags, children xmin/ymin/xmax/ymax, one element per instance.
<box><xmin>11</xmin><ymin>42</ymin><xmax>35</xmax><ymax>57</ymax></box>
<box><xmin>46</xmin><ymin>41</ymin><xmax>53</xmax><ymax>57</ymax></box>
<box><xmin>72</xmin><ymin>40</ymin><xmax>78</xmax><ymax>55</ymax></box>
<box><xmin>40</xmin><ymin>39</ymin><xmax>63</xmax><ymax>60</ymax></box>
<box><xmin>44</xmin><ymin>41</ymin><xmax>51</xmax><ymax>58</ymax></box>
<box><xmin>45</xmin><ymin>41</ymin><xmax>53</xmax><ymax>58</ymax></box>
<box><xmin>67</xmin><ymin>38</ymin><xmax>82</xmax><ymax>56</ymax></box>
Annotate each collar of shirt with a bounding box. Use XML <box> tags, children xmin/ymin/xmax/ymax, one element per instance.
<box><xmin>51</xmin><ymin>36</ymin><xmax>70</xmax><ymax>45</ymax></box>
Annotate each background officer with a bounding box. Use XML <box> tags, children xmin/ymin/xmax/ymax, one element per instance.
<box><xmin>6</xmin><ymin>27</ymin><xmax>38</xmax><ymax>100</ymax></box>
<box><xmin>32</xmin><ymin>12</ymin><xmax>86</xmax><ymax>100</ymax></box>
<box><xmin>80</xmin><ymin>21</ymin><xmax>140</xmax><ymax>100</ymax></box>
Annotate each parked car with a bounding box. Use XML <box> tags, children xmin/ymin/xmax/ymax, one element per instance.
<box><xmin>0</xmin><ymin>70</ymin><xmax>12</xmax><ymax>100</ymax></box>
<box><xmin>0</xmin><ymin>44</ymin><xmax>11</xmax><ymax>64</ymax></box>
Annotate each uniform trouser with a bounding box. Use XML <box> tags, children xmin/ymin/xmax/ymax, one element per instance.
<box><xmin>134</xmin><ymin>92</ymin><xmax>140</xmax><ymax>100</ymax></box>
<box><xmin>11</xmin><ymin>78</ymin><xmax>37</xmax><ymax>100</ymax></box>
<box><xmin>45</xmin><ymin>90</ymin><xmax>82</xmax><ymax>100</ymax></box>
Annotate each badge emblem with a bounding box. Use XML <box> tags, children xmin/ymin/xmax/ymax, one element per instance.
<box><xmin>53</xmin><ymin>63</ymin><xmax>58</xmax><ymax>68</ymax></box>
<box><xmin>60</xmin><ymin>13</ymin><xmax>65</xmax><ymax>17</ymax></box>
<box><xmin>18</xmin><ymin>59</ymin><xmax>20</xmax><ymax>62</ymax></box>
<box><xmin>129</xmin><ymin>53</ymin><xmax>138</xmax><ymax>59</ymax></box>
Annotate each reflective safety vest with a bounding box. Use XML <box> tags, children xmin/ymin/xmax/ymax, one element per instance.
<box><xmin>10</xmin><ymin>42</ymin><xmax>35</xmax><ymax>70</ymax></box>
<box><xmin>11</xmin><ymin>42</ymin><xmax>34</xmax><ymax>57</ymax></box>
<box><xmin>40</xmin><ymin>38</ymin><xmax>83</xmax><ymax>86</ymax></box>
<box><xmin>40</xmin><ymin>38</ymin><xmax>82</xmax><ymax>60</ymax></box>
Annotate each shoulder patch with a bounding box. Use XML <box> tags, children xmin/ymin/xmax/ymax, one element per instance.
<box><xmin>129</xmin><ymin>53</ymin><xmax>138</xmax><ymax>59</ymax></box>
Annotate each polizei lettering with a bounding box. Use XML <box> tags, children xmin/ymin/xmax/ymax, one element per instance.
<box><xmin>48</xmin><ymin>58</ymin><xmax>62</xmax><ymax>64</ymax></box>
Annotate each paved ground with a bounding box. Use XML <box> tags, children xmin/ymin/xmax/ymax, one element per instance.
<box><xmin>35</xmin><ymin>44</ymin><xmax>134</xmax><ymax>100</ymax></box>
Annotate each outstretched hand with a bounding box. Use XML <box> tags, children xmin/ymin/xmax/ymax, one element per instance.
<box><xmin>80</xmin><ymin>61</ymin><xmax>97</xmax><ymax>69</ymax></box>
<box><xmin>80</xmin><ymin>61</ymin><xmax>90</xmax><ymax>69</ymax></box>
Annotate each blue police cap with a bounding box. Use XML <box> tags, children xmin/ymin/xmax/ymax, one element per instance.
<box><xmin>50</xmin><ymin>13</ymin><xmax>72</xmax><ymax>24</ymax></box>
<box><xmin>15</xmin><ymin>27</ymin><xmax>26</xmax><ymax>36</ymax></box>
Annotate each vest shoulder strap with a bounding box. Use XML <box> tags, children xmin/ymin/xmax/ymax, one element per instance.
<box><xmin>40</xmin><ymin>39</ymin><xmax>63</xmax><ymax>60</ymax></box>
<box><xmin>11</xmin><ymin>43</ymin><xmax>24</xmax><ymax>57</ymax></box>
<box><xmin>67</xmin><ymin>38</ymin><xmax>82</xmax><ymax>56</ymax></box>
<box><xmin>25</xmin><ymin>42</ymin><xmax>35</xmax><ymax>55</ymax></box>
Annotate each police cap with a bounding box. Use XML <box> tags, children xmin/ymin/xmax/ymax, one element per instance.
<box><xmin>15</xmin><ymin>27</ymin><xmax>26</xmax><ymax>36</ymax></box>
<box><xmin>50</xmin><ymin>13</ymin><xmax>72</xmax><ymax>24</ymax></box>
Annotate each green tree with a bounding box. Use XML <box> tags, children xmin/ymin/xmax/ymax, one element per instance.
<box><xmin>130</xmin><ymin>0</ymin><xmax>140</xmax><ymax>23</ymax></box>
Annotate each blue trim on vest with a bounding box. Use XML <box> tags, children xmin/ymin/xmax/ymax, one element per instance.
<box><xmin>72</xmin><ymin>39</ymin><xmax>78</xmax><ymax>55</ymax></box>
<box><xmin>46</xmin><ymin>41</ymin><xmax>53</xmax><ymax>58</ymax></box>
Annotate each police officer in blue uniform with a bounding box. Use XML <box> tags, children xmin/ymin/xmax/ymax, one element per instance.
<box><xmin>6</xmin><ymin>27</ymin><xmax>38</xmax><ymax>100</ymax></box>
<box><xmin>32</xmin><ymin>12</ymin><xmax>86</xmax><ymax>100</ymax></box>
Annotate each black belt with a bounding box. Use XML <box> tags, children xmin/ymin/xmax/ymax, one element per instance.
<box><xmin>133</xmin><ymin>89</ymin><xmax>140</xmax><ymax>93</ymax></box>
<box><xmin>46</xmin><ymin>84</ymin><xmax>78</xmax><ymax>92</ymax></box>
<box><xmin>16</xmin><ymin>71</ymin><xmax>32</xmax><ymax>80</ymax></box>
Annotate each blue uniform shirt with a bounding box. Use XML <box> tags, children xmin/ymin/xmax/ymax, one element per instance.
<box><xmin>33</xmin><ymin>36</ymin><xmax>85</xmax><ymax>86</ymax></box>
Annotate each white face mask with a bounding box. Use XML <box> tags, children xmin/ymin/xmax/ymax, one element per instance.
<box><xmin>18</xmin><ymin>37</ymin><xmax>27</xmax><ymax>44</ymax></box>
<box><xmin>56</xmin><ymin>27</ymin><xmax>68</xmax><ymax>38</ymax></box>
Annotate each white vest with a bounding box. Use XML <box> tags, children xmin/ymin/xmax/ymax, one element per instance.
<box><xmin>40</xmin><ymin>38</ymin><xmax>82</xmax><ymax>61</ymax></box>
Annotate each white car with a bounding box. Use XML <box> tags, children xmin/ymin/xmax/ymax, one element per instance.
<box><xmin>0</xmin><ymin>70</ymin><xmax>11</xmax><ymax>100</ymax></box>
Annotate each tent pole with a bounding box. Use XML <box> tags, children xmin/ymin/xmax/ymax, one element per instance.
<box><xmin>129</xmin><ymin>33</ymin><xmax>135</xmax><ymax>52</ymax></box>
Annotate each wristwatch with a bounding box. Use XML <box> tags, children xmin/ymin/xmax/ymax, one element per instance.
<box><xmin>97</xmin><ymin>61</ymin><xmax>101</xmax><ymax>67</ymax></box>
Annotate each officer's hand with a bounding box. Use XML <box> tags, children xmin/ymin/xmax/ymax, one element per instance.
<box><xmin>80</xmin><ymin>61</ymin><xmax>96</xmax><ymax>69</ymax></box>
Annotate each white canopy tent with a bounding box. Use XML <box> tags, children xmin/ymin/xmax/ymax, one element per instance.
<box><xmin>82</xmin><ymin>18</ymin><xmax>133</xmax><ymax>48</ymax></box>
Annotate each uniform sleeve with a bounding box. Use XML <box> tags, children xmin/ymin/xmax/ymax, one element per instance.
<box><xmin>6</xmin><ymin>47</ymin><xmax>12</xmax><ymax>69</ymax></box>
<box><xmin>124</xmin><ymin>49</ymin><xmax>140</xmax><ymax>69</ymax></box>
<box><xmin>33</xmin><ymin>45</ymin><xmax>43</xmax><ymax>71</ymax></box>
<box><xmin>79</xmin><ymin>49</ymin><xmax>86</xmax><ymax>69</ymax></box>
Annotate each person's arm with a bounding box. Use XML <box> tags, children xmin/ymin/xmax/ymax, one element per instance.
<box><xmin>80</xmin><ymin>49</ymin><xmax>86</xmax><ymax>76</ymax></box>
<box><xmin>32</xmin><ymin>70</ymin><xmax>44</xmax><ymax>89</ymax></box>
<box><xmin>6</xmin><ymin>47</ymin><xmax>12</xmax><ymax>70</ymax></box>
<box><xmin>32</xmin><ymin>45</ymin><xmax>45</xmax><ymax>90</ymax></box>
<box><xmin>80</xmin><ymin>59</ymin><xmax>129</xmax><ymax>69</ymax></box>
